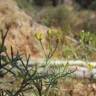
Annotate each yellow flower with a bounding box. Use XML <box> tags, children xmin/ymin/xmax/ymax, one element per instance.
<box><xmin>35</xmin><ymin>32</ymin><xmax>44</xmax><ymax>41</ymax></box>
<box><xmin>51</xmin><ymin>28</ymin><xmax>58</xmax><ymax>34</ymax></box>
<box><xmin>87</xmin><ymin>63</ymin><xmax>94</xmax><ymax>71</ymax></box>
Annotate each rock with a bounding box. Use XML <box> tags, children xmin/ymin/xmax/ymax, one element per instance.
<box><xmin>0</xmin><ymin>0</ymin><xmax>48</xmax><ymax>58</ymax></box>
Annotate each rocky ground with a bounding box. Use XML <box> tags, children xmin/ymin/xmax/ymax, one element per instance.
<box><xmin>1</xmin><ymin>76</ymin><xmax>96</xmax><ymax>96</ymax></box>
<box><xmin>48</xmin><ymin>78</ymin><xmax>96</xmax><ymax>96</ymax></box>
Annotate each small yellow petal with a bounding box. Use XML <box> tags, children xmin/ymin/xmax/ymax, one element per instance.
<box><xmin>35</xmin><ymin>32</ymin><xmax>44</xmax><ymax>41</ymax></box>
<box><xmin>87</xmin><ymin>63</ymin><xmax>94</xmax><ymax>71</ymax></box>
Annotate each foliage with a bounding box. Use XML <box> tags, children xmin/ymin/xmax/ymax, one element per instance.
<box><xmin>80</xmin><ymin>30</ymin><xmax>96</xmax><ymax>48</ymax></box>
<box><xmin>16</xmin><ymin>0</ymin><xmax>36</xmax><ymax>17</ymax></box>
<box><xmin>16</xmin><ymin>0</ymin><xmax>32</xmax><ymax>9</ymax></box>
<box><xmin>76</xmin><ymin>30</ymin><xmax>96</xmax><ymax>60</ymax></box>
<box><xmin>15</xmin><ymin>0</ymin><xmax>96</xmax><ymax>60</ymax></box>
<box><xmin>0</xmin><ymin>27</ymin><xmax>73</xmax><ymax>96</ymax></box>
<box><xmin>75</xmin><ymin>0</ymin><xmax>94</xmax><ymax>9</ymax></box>
<box><xmin>33</xmin><ymin>0</ymin><xmax>47</xmax><ymax>6</ymax></box>
<box><xmin>89</xmin><ymin>0</ymin><xmax>96</xmax><ymax>10</ymax></box>
<box><xmin>38</xmin><ymin>5</ymin><xmax>78</xmax><ymax>32</ymax></box>
<box><xmin>46</xmin><ymin>29</ymin><xmax>96</xmax><ymax>60</ymax></box>
<box><xmin>16</xmin><ymin>0</ymin><xmax>46</xmax><ymax>18</ymax></box>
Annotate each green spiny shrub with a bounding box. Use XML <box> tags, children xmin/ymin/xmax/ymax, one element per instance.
<box><xmin>0</xmin><ymin>25</ymin><xmax>73</xmax><ymax>96</ymax></box>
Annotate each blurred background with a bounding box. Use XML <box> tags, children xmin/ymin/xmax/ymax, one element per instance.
<box><xmin>15</xmin><ymin>0</ymin><xmax>96</xmax><ymax>60</ymax></box>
